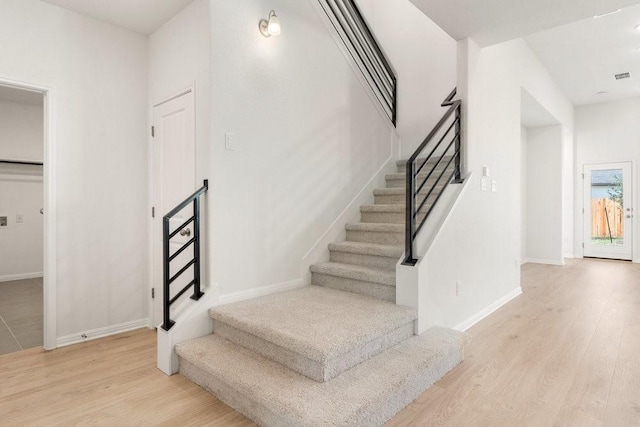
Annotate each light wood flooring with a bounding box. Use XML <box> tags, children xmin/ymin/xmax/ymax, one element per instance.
<box><xmin>1</xmin><ymin>259</ymin><xmax>638</xmax><ymax>426</ymax></box>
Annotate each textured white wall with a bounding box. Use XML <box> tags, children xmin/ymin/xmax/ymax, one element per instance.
<box><xmin>419</xmin><ymin>39</ymin><xmax>573</xmax><ymax>329</ymax></box>
<box><xmin>0</xmin><ymin>99</ymin><xmax>44</xmax><ymax>280</ymax></box>
<box><xmin>357</xmin><ymin>0</ymin><xmax>458</xmax><ymax>159</ymax></box>
<box><xmin>575</xmin><ymin>98</ymin><xmax>640</xmax><ymax>262</ymax></box>
<box><xmin>0</xmin><ymin>0</ymin><xmax>149</xmax><ymax>338</ymax></box>
<box><xmin>520</xmin><ymin>126</ymin><xmax>527</xmax><ymax>262</ymax></box>
<box><xmin>525</xmin><ymin>125</ymin><xmax>563</xmax><ymax>264</ymax></box>
<box><xmin>208</xmin><ymin>0</ymin><xmax>395</xmax><ymax>296</ymax></box>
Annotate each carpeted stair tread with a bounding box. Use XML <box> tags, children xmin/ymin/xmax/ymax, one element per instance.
<box><xmin>345</xmin><ymin>222</ymin><xmax>404</xmax><ymax>233</ymax></box>
<box><xmin>209</xmin><ymin>286</ymin><xmax>415</xmax><ymax>364</ymax></box>
<box><xmin>385</xmin><ymin>172</ymin><xmax>448</xmax><ymax>182</ymax></box>
<box><xmin>310</xmin><ymin>262</ymin><xmax>396</xmax><ymax>287</ymax></box>
<box><xmin>395</xmin><ymin>155</ymin><xmax>452</xmax><ymax>168</ymax></box>
<box><xmin>360</xmin><ymin>204</ymin><xmax>405</xmax><ymax>213</ymax></box>
<box><xmin>176</xmin><ymin>327</ymin><xmax>468</xmax><ymax>427</ymax></box>
<box><xmin>328</xmin><ymin>241</ymin><xmax>403</xmax><ymax>258</ymax></box>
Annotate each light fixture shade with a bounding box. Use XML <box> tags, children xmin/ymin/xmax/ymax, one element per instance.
<box><xmin>268</xmin><ymin>13</ymin><xmax>281</xmax><ymax>36</ymax></box>
<box><xmin>260</xmin><ymin>10</ymin><xmax>281</xmax><ymax>37</ymax></box>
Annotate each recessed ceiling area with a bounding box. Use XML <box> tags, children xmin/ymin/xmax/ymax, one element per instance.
<box><xmin>40</xmin><ymin>0</ymin><xmax>195</xmax><ymax>35</ymax></box>
<box><xmin>409</xmin><ymin>0</ymin><xmax>640</xmax><ymax>47</ymax></box>
<box><xmin>525</xmin><ymin>4</ymin><xmax>640</xmax><ymax>106</ymax></box>
<box><xmin>0</xmin><ymin>85</ymin><xmax>43</xmax><ymax>106</ymax></box>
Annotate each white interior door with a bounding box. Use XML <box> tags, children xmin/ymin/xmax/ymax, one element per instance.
<box><xmin>151</xmin><ymin>90</ymin><xmax>195</xmax><ymax>328</ymax></box>
<box><xmin>583</xmin><ymin>162</ymin><xmax>632</xmax><ymax>260</ymax></box>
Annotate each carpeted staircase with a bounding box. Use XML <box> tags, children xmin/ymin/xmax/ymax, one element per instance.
<box><xmin>176</xmin><ymin>158</ymin><xmax>467</xmax><ymax>426</ymax></box>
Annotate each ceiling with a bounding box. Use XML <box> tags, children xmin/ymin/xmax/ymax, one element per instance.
<box><xmin>525</xmin><ymin>5</ymin><xmax>640</xmax><ymax>106</ymax></box>
<box><xmin>409</xmin><ymin>0</ymin><xmax>640</xmax><ymax>47</ymax></box>
<box><xmin>40</xmin><ymin>0</ymin><xmax>195</xmax><ymax>35</ymax></box>
<box><xmin>0</xmin><ymin>85</ymin><xmax>43</xmax><ymax>106</ymax></box>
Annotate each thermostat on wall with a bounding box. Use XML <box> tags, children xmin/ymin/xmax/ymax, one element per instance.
<box><xmin>0</xmin><ymin>216</ymin><xmax>8</xmax><ymax>228</ymax></box>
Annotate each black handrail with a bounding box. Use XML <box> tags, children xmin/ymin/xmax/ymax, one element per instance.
<box><xmin>161</xmin><ymin>180</ymin><xmax>208</xmax><ymax>331</ymax></box>
<box><xmin>319</xmin><ymin>0</ymin><xmax>397</xmax><ymax>125</ymax></box>
<box><xmin>0</xmin><ymin>159</ymin><xmax>43</xmax><ymax>166</ymax></box>
<box><xmin>403</xmin><ymin>89</ymin><xmax>463</xmax><ymax>266</ymax></box>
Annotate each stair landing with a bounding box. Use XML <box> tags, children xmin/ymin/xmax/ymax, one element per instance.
<box><xmin>177</xmin><ymin>327</ymin><xmax>467</xmax><ymax>427</ymax></box>
<box><xmin>209</xmin><ymin>286</ymin><xmax>416</xmax><ymax>382</ymax></box>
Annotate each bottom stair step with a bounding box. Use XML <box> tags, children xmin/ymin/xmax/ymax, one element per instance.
<box><xmin>177</xmin><ymin>327</ymin><xmax>468</xmax><ymax>427</ymax></box>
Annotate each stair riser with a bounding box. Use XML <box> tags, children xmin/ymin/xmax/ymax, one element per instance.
<box><xmin>312</xmin><ymin>273</ymin><xmax>395</xmax><ymax>302</ymax></box>
<box><xmin>386</xmin><ymin>178</ymin><xmax>440</xmax><ymax>189</ymax></box>
<box><xmin>397</xmin><ymin>163</ymin><xmax>452</xmax><ymax>174</ymax></box>
<box><xmin>361</xmin><ymin>212</ymin><xmax>428</xmax><ymax>225</ymax></box>
<box><xmin>329</xmin><ymin>250</ymin><xmax>399</xmax><ymax>271</ymax></box>
<box><xmin>346</xmin><ymin>229</ymin><xmax>404</xmax><ymax>245</ymax></box>
<box><xmin>213</xmin><ymin>316</ymin><xmax>413</xmax><ymax>384</ymax></box>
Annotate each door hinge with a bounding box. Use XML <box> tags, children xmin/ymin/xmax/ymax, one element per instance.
<box><xmin>582</xmin><ymin>242</ymin><xmax>584</xmax><ymax>248</ymax></box>
<box><xmin>582</xmin><ymin>208</ymin><xmax>584</xmax><ymax>214</ymax></box>
<box><xmin>152</xmin><ymin>207</ymin><xmax>155</xmax><ymax>218</ymax></box>
<box><xmin>581</xmin><ymin>173</ymin><xmax>584</xmax><ymax>179</ymax></box>
<box><xmin>151</xmin><ymin>126</ymin><xmax>155</xmax><ymax>137</ymax></box>
<box><xmin>152</xmin><ymin>288</ymin><xmax>155</xmax><ymax>299</ymax></box>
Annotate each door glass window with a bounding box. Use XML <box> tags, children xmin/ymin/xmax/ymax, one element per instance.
<box><xmin>590</xmin><ymin>169</ymin><xmax>624</xmax><ymax>246</ymax></box>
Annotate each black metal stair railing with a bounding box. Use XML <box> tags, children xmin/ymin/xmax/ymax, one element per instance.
<box><xmin>162</xmin><ymin>180</ymin><xmax>208</xmax><ymax>331</ymax></box>
<box><xmin>403</xmin><ymin>89</ymin><xmax>462</xmax><ymax>266</ymax></box>
<box><xmin>318</xmin><ymin>0</ymin><xmax>397</xmax><ymax>126</ymax></box>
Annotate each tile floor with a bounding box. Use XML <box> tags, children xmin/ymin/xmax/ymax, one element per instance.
<box><xmin>0</xmin><ymin>278</ymin><xmax>43</xmax><ymax>355</ymax></box>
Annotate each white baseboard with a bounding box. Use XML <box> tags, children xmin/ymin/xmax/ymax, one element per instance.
<box><xmin>454</xmin><ymin>287</ymin><xmax>523</xmax><ymax>332</ymax></box>
<box><xmin>525</xmin><ymin>258</ymin><xmax>564</xmax><ymax>266</ymax></box>
<box><xmin>219</xmin><ymin>280</ymin><xmax>305</xmax><ymax>305</ymax></box>
<box><xmin>0</xmin><ymin>272</ymin><xmax>43</xmax><ymax>282</ymax></box>
<box><xmin>56</xmin><ymin>318</ymin><xmax>150</xmax><ymax>348</ymax></box>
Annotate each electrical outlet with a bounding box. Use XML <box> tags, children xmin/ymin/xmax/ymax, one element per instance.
<box><xmin>481</xmin><ymin>178</ymin><xmax>487</xmax><ymax>191</ymax></box>
<box><xmin>491</xmin><ymin>180</ymin><xmax>497</xmax><ymax>192</ymax></box>
<box><xmin>225</xmin><ymin>132</ymin><xmax>235</xmax><ymax>151</ymax></box>
<box><xmin>16</xmin><ymin>214</ymin><xmax>23</xmax><ymax>223</ymax></box>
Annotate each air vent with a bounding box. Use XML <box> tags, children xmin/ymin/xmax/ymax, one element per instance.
<box><xmin>615</xmin><ymin>72</ymin><xmax>631</xmax><ymax>80</ymax></box>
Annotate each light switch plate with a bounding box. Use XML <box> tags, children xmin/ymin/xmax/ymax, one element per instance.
<box><xmin>481</xmin><ymin>178</ymin><xmax>487</xmax><ymax>191</ymax></box>
<box><xmin>225</xmin><ymin>132</ymin><xmax>235</xmax><ymax>151</ymax></box>
<box><xmin>491</xmin><ymin>180</ymin><xmax>497</xmax><ymax>192</ymax></box>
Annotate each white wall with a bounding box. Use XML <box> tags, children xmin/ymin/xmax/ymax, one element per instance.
<box><xmin>525</xmin><ymin>125</ymin><xmax>563</xmax><ymax>264</ymax></box>
<box><xmin>357</xmin><ymin>0</ymin><xmax>458</xmax><ymax>159</ymax></box>
<box><xmin>0</xmin><ymin>98</ymin><xmax>44</xmax><ymax>280</ymax></box>
<box><xmin>208</xmin><ymin>0</ymin><xmax>397</xmax><ymax>297</ymax></box>
<box><xmin>520</xmin><ymin>126</ymin><xmax>527</xmax><ymax>262</ymax></box>
<box><xmin>574</xmin><ymin>97</ymin><xmax>640</xmax><ymax>261</ymax></box>
<box><xmin>0</xmin><ymin>99</ymin><xmax>43</xmax><ymax>162</ymax></box>
<box><xmin>414</xmin><ymin>38</ymin><xmax>573</xmax><ymax>330</ymax></box>
<box><xmin>149</xmin><ymin>0</ymin><xmax>210</xmax><ymax>185</ymax></box>
<box><xmin>0</xmin><ymin>0</ymin><xmax>149</xmax><ymax>339</ymax></box>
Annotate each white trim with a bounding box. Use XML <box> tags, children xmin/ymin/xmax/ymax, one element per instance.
<box><xmin>56</xmin><ymin>318</ymin><xmax>149</xmax><ymax>348</ymax></box>
<box><xmin>524</xmin><ymin>258</ymin><xmax>565</xmax><ymax>266</ymax></box>
<box><xmin>153</xmin><ymin>84</ymin><xmax>194</xmax><ymax>108</ymax></box>
<box><xmin>0</xmin><ymin>272</ymin><xmax>43</xmax><ymax>282</ymax></box>
<box><xmin>0</xmin><ymin>76</ymin><xmax>57</xmax><ymax>351</ymax></box>
<box><xmin>218</xmin><ymin>280</ymin><xmax>306</xmax><ymax>305</ymax></box>
<box><xmin>454</xmin><ymin>287</ymin><xmax>523</xmax><ymax>332</ymax></box>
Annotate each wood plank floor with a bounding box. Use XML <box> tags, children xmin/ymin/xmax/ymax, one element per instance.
<box><xmin>1</xmin><ymin>258</ymin><xmax>638</xmax><ymax>426</ymax></box>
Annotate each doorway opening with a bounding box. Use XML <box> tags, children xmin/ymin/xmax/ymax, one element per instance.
<box><xmin>583</xmin><ymin>162</ymin><xmax>633</xmax><ymax>261</ymax></box>
<box><xmin>0</xmin><ymin>84</ymin><xmax>45</xmax><ymax>354</ymax></box>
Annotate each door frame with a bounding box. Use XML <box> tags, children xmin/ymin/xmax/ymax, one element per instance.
<box><xmin>148</xmin><ymin>84</ymin><xmax>196</xmax><ymax>328</ymax></box>
<box><xmin>582</xmin><ymin>161</ymin><xmax>633</xmax><ymax>261</ymax></box>
<box><xmin>0</xmin><ymin>76</ymin><xmax>57</xmax><ymax>350</ymax></box>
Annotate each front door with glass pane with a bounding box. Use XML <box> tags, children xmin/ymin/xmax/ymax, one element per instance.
<box><xmin>583</xmin><ymin>162</ymin><xmax>632</xmax><ymax>260</ymax></box>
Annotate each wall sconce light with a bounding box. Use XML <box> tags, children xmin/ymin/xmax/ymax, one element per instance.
<box><xmin>259</xmin><ymin>10</ymin><xmax>281</xmax><ymax>37</ymax></box>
